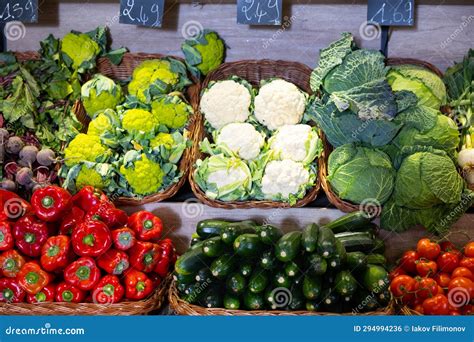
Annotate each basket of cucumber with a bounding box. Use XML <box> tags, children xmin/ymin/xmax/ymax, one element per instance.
<box><xmin>169</xmin><ymin>212</ymin><xmax>394</xmax><ymax>315</ymax></box>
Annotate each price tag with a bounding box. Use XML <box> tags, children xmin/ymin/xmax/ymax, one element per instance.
<box><xmin>0</xmin><ymin>0</ymin><xmax>38</xmax><ymax>23</ymax></box>
<box><xmin>119</xmin><ymin>0</ymin><xmax>164</xmax><ymax>28</ymax></box>
<box><xmin>367</xmin><ymin>0</ymin><xmax>415</xmax><ymax>26</ymax></box>
<box><xmin>237</xmin><ymin>0</ymin><xmax>282</xmax><ymax>26</ymax></box>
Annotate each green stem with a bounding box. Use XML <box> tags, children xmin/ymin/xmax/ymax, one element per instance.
<box><xmin>24</xmin><ymin>233</ymin><xmax>36</xmax><ymax>244</ymax></box>
<box><xmin>41</xmin><ymin>196</ymin><xmax>54</xmax><ymax>208</ymax></box>
<box><xmin>136</xmin><ymin>281</ymin><xmax>146</xmax><ymax>292</ymax></box>
<box><xmin>25</xmin><ymin>271</ymin><xmax>39</xmax><ymax>285</ymax></box>
<box><xmin>76</xmin><ymin>266</ymin><xmax>91</xmax><ymax>280</ymax></box>
<box><xmin>82</xmin><ymin>234</ymin><xmax>95</xmax><ymax>247</ymax></box>
<box><xmin>143</xmin><ymin>220</ymin><xmax>154</xmax><ymax>230</ymax></box>
<box><xmin>103</xmin><ymin>284</ymin><xmax>115</xmax><ymax>297</ymax></box>
<box><xmin>62</xmin><ymin>290</ymin><xmax>73</xmax><ymax>302</ymax></box>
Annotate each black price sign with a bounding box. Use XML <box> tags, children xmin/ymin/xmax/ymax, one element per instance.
<box><xmin>367</xmin><ymin>0</ymin><xmax>415</xmax><ymax>26</ymax></box>
<box><xmin>237</xmin><ymin>0</ymin><xmax>282</xmax><ymax>26</ymax></box>
<box><xmin>0</xmin><ymin>0</ymin><xmax>38</xmax><ymax>23</ymax></box>
<box><xmin>119</xmin><ymin>0</ymin><xmax>164</xmax><ymax>28</ymax></box>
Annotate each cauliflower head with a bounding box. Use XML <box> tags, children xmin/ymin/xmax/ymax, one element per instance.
<box><xmin>128</xmin><ymin>59</ymin><xmax>190</xmax><ymax>103</ymax></box>
<box><xmin>61</xmin><ymin>32</ymin><xmax>100</xmax><ymax>70</ymax></box>
<box><xmin>216</xmin><ymin>123</ymin><xmax>265</xmax><ymax>160</ymax></box>
<box><xmin>254</xmin><ymin>79</ymin><xmax>307</xmax><ymax>130</ymax></box>
<box><xmin>261</xmin><ymin>160</ymin><xmax>310</xmax><ymax>200</ymax></box>
<box><xmin>181</xmin><ymin>30</ymin><xmax>225</xmax><ymax>77</ymax></box>
<box><xmin>122</xmin><ymin>109</ymin><xmax>158</xmax><ymax>134</ymax></box>
<box><xmin>200</xmin><ymin>79</ymin><xmax>252</xmax><ymax>129</ymax></box>
<box><xmin>120</xmin><ymin>154</ymin><xmax>164</xmax><ymax>195</ymax></box>
<box><xmin>81</xmin><ymin>75</ymin><xmax>123</xmax><ymax>117</ymax></box>
<box><xmin>151</xmin><ymin>95</ymin><xmax>192</xmax><ymax>130</ymax></box>
<box><xmin>75</xmin><ymin>166</ymin><xmax>106</xmax><ymax>190</ymax></box>
<box><xmin>150</xmin><ymin>132</ymin><xmax>174</xmax><ymax>149</ymax></box>
<box><xmin>64</xmin><ymin>134</ymin><xmax>109</xmax><ymax>166</ymax></box>
<box><xmin>269</xmin><ymin>124</ymin><xmax>321</xmax><ymax>165</ymax></box>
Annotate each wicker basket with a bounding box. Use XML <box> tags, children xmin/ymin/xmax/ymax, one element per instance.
<box><xmin>189</xmin><ymin>59</ymin><xmax>324</xmax><ymax>209</ymax></box>
<box><xmin>0</xmin><ymin>275</ymin><xmax>171</xmax><ymax>316</ymax></box>
<box><xmin>320</xmin><ymin>58</ymin><xmax>446</xmax><ymax>213</ymax></box>
<box><xmin>169</xmin><ymin>280</ymin><xmax>393</xmax><ymax>316</ymax></box>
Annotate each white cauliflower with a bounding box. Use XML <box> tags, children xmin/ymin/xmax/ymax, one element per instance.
<box><xmin>200</xmin><ymin>79</ymin><xmax>252</xmax><ymax>129</ymax></box>
<box><xmin>254</xmin><ymin>79</ymin><xmax>307</xmax><ymax>130</ymax></box>
<box><xmin>216</xmin><ymin>123</ymin><xmax>265</xmax><ymax>160</ymax></box>
<box><xmin>269</xmin><ymin>124</ymin><xmax>320</xmax><ymax>164</ymax></box>
<box><xmin>261</xmin><ymin>160</ymin><xmax>310</xmax><ymax>200</ymax></box>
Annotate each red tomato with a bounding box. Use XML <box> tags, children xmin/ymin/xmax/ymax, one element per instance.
<box><xmin>464</xmin><ymin>242</ymin><xmax>474</xmax><ymax>258</ymax></box>
<box><xmin>433</xmin><ymin>272</ymin><xmax>451</xmax><ymax>288</ymax></box>
<box><xmin>459</xmin><ymin>257</ymin><xmax>474</xmax><ymax>273</ymax></box>
<box><xmin>437</xmin><ymin>285</ymin><xmax>445</xmax><ymax>295</ymax></box>
<box><xmin>448</xmin><ymin>276</ymin><xmax>474</xmax><ymax>297</ymax></box>
<box><xmin>417</xmin><ymin>238</ymin><xmax>441</xmax><ymax>260</ymax></box>
<box><xmin>437</xmin><ymin>252</ymin><xmax>460</xmax><ymax>273</ymax></box>
<box><xmin>399</xmin><ymin>250</ymin><xmax>419</xmax><ymax>274</ymax></box>
<box><xmin>452</xmin><ymin>267</ymin><xmax>473</xmax><ymax>280</ymax></box>
<box><xmin>389</xmin><ymin>266</ymin><xmax>406</xmax><ymax>281</ymax></box>
<box><xmin>422</xmin><ymin>294</ymin><xmax>450</xmax><ymax>315</ymax></box>
<box><xmin>416</xmin><ymin>259</ymin><xmax>438</xmax><ymax>277</ymax></box>
<box><xmin>440</xmin><ymin>241</ymin><xmax>457</xmax><ymax>252</ymax></box>
<box><xmin>390</xmin><ymin>275</ymin><xmax>416</xmax><ymax>304</ymax></box>
<box><xmin>414</xmin><ymin>277</ymin><xmax>438</xmax><ymax>299</ymax></box>
<box><xmin>412</xmin><ymin>304</ymin><xmax>424</xmax><ymax>314</ymax></box>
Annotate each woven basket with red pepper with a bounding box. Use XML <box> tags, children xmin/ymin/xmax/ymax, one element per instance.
<box><xmin>0</xmin><ymin>186</ymin><xmax>176</xmax><ymax>315</ymax></box>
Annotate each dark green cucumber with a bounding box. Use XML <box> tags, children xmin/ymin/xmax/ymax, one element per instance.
<box><xmin>361</xmin><ymin>264</ymin><xmax>389</xmax><ymax>293</ymax></box>
<box><xmin>203</xmin><ymin>236</ymin><xmax>228</xmax><ymax>257</ymax></box>
<box><xmin>239</xmin><ymin>262</ymin><xmax>253</xmax><ymax>277</ymax></box>
<box><xmin>321</xmin><ymin>287</ymin><xmax>340</xmax><ymax>308</ymax></box>
<box><xmin>195</xmin><ymin>267</ymin><xmax>213</xmax><ymax>284</ymax></box>
<box><xmin>173</xmin><ymin>272</ymin><xmax>195</xmax><ymax>285</ymax></box>
<box><xmin>175</xmin><ymin>247</ymin><xmax>211</xmax><ymax>275</ymax></box>
<box><xmin>345</xmin><ymin>251</ymin><xmax>368</xmax><ymax>269</ymax></box>
<box><xmin>284</xmin><ymin>261</ymin><xmax>300</xmax><ymax>277</ymax></box>
<box><xmin>189</xmin><ymin>239</ymin><xmax>205</xmax><ymax>250</ymax></box>
<box><xmin>366</xmin><ymin>254</ymin><xmax>387</xmax><ymax>265</ymax></box>
<box><xmin>199</xmin><ymin>290</ymin><xmax>223</xmax><ymax>308</ymax></box>
<box><xmin>196</xmin><ymin>219</ymin><xmax>231</xmax><ymax>238</ymax></box>
<box><xmin>305</xmin><ymin>300</ymin><xmax>320</xmax><ymax>311</ymax></box>
<box><xmin>190</xmin><ymin>233</ymin><xmax>202</xmax><ymax>247</ymax></box>
<box><xmin>334</xmin><ymin>270</ymin><xmax>358</xmax><ymax>296</ymax></box>
<box><xmin>226</xmin><ymin>272</ymin><xmax>246</xmax><ymax>295</ymax></box>
<box><xmin>210</xmin><ymin>254</ymin><xmax>236</xmax><ymax>279</ymax></box>
<box><xmin>302</xmin><ymin>275</ymin><xmax>322</xmax><ymax>300</ymax></box>
<box><xmin>233</xmin><ymin>233</ymin><xmax>262</xmax><ymax>257</ymax></box>
<box><xmin>259</xmin><ymin>225</ymin><xmax>283</xmax><ymax>245</ymax></box>
<box><xmin>223</xmin><ymin>294</ymin><xmax>240</xmax><ymax>310</ymax></box>
<box><xmin>243</xmin><ymin>291</ymin><xmax>265</xmax><ymax>310</ymax></box>
<box><xmin>248</xmin><ymin>269</ymin><xmax>269</xmax><ymax>294</ymax></box>
<box><xmin>317</xmin><ymin>227</ymin><xmax>337</xmax><ymax>259</ymax></box>
<box><xmin>377</xmin><ymin>288</ymin><xmax>391</xmax><ymax>306</ymax></box>
<box><xmin>354</xmin><ymin>289</ymin><xmax>380</xmax><ymax>312</ymax></box>
<box><xmin>273</xmin><ymin>271</ymin><xmax>291</xmax><ymax>289</ymax></box>
<box><xmin>288</xmin><ymin>287</ymin><xmax>305</xmax><ymax>310</ymax></box>
<box><xmin>373</xmin><ymin>238</ymin><xmax>386</xmax><ymax>254</ymax></box>
<box><xmin>260</xmin><ymin>250</ymin><xmax>277</xmax><ymax>270</ymax></box>
<box><xmin>327</xmin><ymin>239</ymin><xmax>346</xmax><ymax>270</ymax></box>
<box><xmin>306</xmin><ymin>254</ymin><xmax>328</xmax><ymax>276</ymax></box>
<box><xmin>322</xmin><ymin>211</ymin><xmax>373</xmax><ymax>233</ymax></box>
<box><xmin>302</xmin><ymin>223</ymin><xmax>320</xmax><ymax>253</ymax></box>
<box><xmin>336</xmin><ymin>232</ymin><xmax>375</xmax><ymax>252</ymax></box>
<box><xmin>221</xmin><ymin>223</ymin><xmax>257</xmax><ymax>244</ymax></box>
<box><xmin>182</xmin><ymin>283</ymin><xmax>207</xmax><ymax>304</ymax></box>
<box><xmin>275</xmin><ymin>231</ymin><xmax>302</xmax><ymax>262</ymax></box>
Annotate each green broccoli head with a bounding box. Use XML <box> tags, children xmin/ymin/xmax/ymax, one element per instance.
<box><xmin>120</xmin><ymin>153</ymin><xmax>164</xmax><ymax>195</ymax></box>
<box><xmin>81</xmin><ymin>75</ymin><xmax>123</xmax><ymax>117</ymax></box>
<box><xmin>181</xmin><ymin>30</ymin><xmax>225</xmax><ymax>78</ymax></box>
<box><xmin>150</xmin><ymin>95</ymin><xmax>193</xmax><ymax>130</ymax></box>
<box><xmin>61</xmin><ymin>32</ymin><xmax>100</xmax><ymax>70</ymax></box>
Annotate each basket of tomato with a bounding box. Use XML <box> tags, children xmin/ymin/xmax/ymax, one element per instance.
<box><xmin>0</xmin><ymin>186</ymin><xmax>176</xmax><ymax>315</ymax></box>
<box><xmin>390</xmin><ymin>238</ymin><xmax>474</xmax><ymax>315</ymax></box>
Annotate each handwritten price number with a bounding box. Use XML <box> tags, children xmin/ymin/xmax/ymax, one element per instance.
<box><xmin>241</xmin><ymin>0</ymin><xmax>280</xmax><ymax>24</ymax></box>
<box><xmin>0</xmin><ymin>0</ymin><xmax>36</xmax><ymax>21</ymax></box>
<box><xmin>122</xmin><ymin>0</ymin><xmax>162</xmax><ymax>27</ymax></box>
<box><xmin>370</xmin><ymin>0</ymin><xmax>413</xmax><ymax>25</ymax></box>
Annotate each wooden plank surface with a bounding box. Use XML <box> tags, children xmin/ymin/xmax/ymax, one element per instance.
<box><xmin>6</xmin><ymin>0</ymin><xmax>474</xmax><ymax>71</ymax></box>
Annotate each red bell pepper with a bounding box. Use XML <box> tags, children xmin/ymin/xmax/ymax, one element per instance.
<box><xmin>127</xmin><ymin>211</ymin><xmax>163</xmax><ymax>241</ymax></box>
<box><xmin>148</xmin><ymin>273</ymin><xmax>162</xmax><ymax>288</ymax></box>
<box><xmin>92</xmin><ymin>275</ymin><xmax>124</xmax><ymax>304</ymax></box>
<box><xmin>111</xmin><ymin>227</ymin><xmax>136</xmax><ymax>251</ymax></box>
<box><xmin>71</xmin><ymin>220</ymin><xmax>112</xmax><ymax>257</ymax></box>
<box><xmin>97</xmin><ymin>249</ymin><xmax>130</xmax><ymax>275</ymax></box>
<box><xmin>17</xmin><ymin>262</ymin><xmax>51</xmax><ymax>295</ymax></box>
<box><xmin>154</xmin><ymin>238</ymin><xmax>176</xmax><ymax>278</ymax></box>
<box><xmin>31</xmin><ymin>186</ymin><xmax>72</xmax><ymax>222</ymax></box>
<box><xmin>40</xmin><ymin>235</ymin><xmax>71</xmax><ymax>272</ymax></box>
<box><xmin>0</xmin><ymin>278</ymin><xmax>25</xmax><ymax>303</ymax></box>
<box><xmin>85</xmin><ymin>201</ymin><xmax>128</xmax><ymax>229</ymax></box>
<box><xmin>0</xmin><ymin>250</ymin><xmax>25</xmax><ymax>277</ymax></box>
<box><xmin>0</xmin><ymin>221</ymin><xmax>14</xmax><ymax>251</ymax></box>
<box><xmin>64</xmin><ymin>257</ymin><xmax>100</xmax><ymax>291</ymax></box>
<box><xmin>129</xmin><ymin>241</ymin><xmax>161</xmax><ymax>272</ymax></box>
<box><xmin>72</xmin><ymin>186</ymin><xmax>109</xmax><ymax>212</ymax></box>
<box><xmin>0</xmin><ymin>189</ymin><xmax>31</xmax><ymax>221</ymax></box>
<box><xmin>125</xmin><ymin>269</ymin><xmax>154</xmax><ymax>300</ymax></box>
<box><xmin>55</xmin><ymin>282</ymin><xmax>85</xmax><ymax>303</ymax></box>
<box><xmin>13</xmin><ymin>215</ymin><xmax>49</xmax><ymax>257</ymax></box>
<box><xmin>59</xmin><ymin>206</ymin><xmax>85</xmax><ymax>236</ymax></box>
<box><xmin>26</xmin><ymin>283</ymin><xmax>56</xmax><ymax>303</ymax></box>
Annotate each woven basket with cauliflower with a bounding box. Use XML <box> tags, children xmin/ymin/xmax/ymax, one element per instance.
<box><xmin>59</xmin><ymin>53</ymin><xmax>200</xmax><ymax>205</ymax></box>
<box><xmin>190</xmin><ymin>60</ymin><xmax>325</xmax><ymax>208</ymax></box>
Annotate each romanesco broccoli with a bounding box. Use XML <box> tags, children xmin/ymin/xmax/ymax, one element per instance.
<box><xmin>120</xmin><ymin>154</ymin><xmax>164</xmax><ymax>195</ymax></box>
<box><xmin>81</xmin><ymin>74</ymin><xmax>123</xmax><ymax>117</ymax></box>
<box><xmin>64</xmin><ymin>133</ymin><xmax>109</xmax><ymax>166</ymax></box>
<box><xmin>122</xmin><ymin>109</ymin><xmax>158</xmax><ymax>134</ymax></box>
<box><xmin>87</xmin><ymin>112</ymin><xmax>113</xmax><ymax>136</ymax></box>
<box><xmin>75</xmin><ymin>166</ymin><xmax>106</xmax><ymax>190</ymax></box>
<box><xmin>61</xmin><ymin>32</ymin><xmax>100</xmax><ymax>70</ymax></box>
<box><xmin>150</xmin><ymin>132</ymin><xmax>174</xmax><ymax>149</ymax></box>
<box><xmin>150</xmin><ymin>95</ymin><xmax>192</xmax><ymax>130</ymax></box>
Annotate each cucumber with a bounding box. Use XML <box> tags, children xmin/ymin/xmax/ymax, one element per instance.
<box><xmin>317</xmin><ymin>227</ymin><xmax>337</xmax><ymax>258</ymax></box>
<box><xmin>260</xmin><ymin>250</ymin><xmax>277</xmax><ymax>270</ymax></box>
<box><xmin>182</xmin><ymin>283</ymin><xmax>207</xmax><ymax>304</ymax></box>
<box><xmin>336</xmin><ymin>232</ymin><xmax>375</xmax><ymax>252</ymax></box>
<box><xmin>223</xmin><ymin>294</ymin><xmax>240</xmax><ymax>310</ymax></box>
<box><xmin>366</xmin><ymin>254</ymin><xmax>387</xmax><ymax>265</ymax></box>
<box><xmin>177</xmin><ymin>282</ymin><xmax>189</xmax><ymax>293</ymax></box>
<box><xmin>190</xmin><ymin>235</ymin><xmax>202</xmax><ymax>247</ymax></box>
<box><xmin>284</xmin><ymin>261</ymin><xmax>300</xmax><ymax>277</ymax></box>
<box><xmin>175</xmin><ymin>247</ymin><xmax>211</xmax><ymax>275</ymax></box>
<box><xmin>302</xmin><ymin>223</ymin><xmax>319</xmax><ymax>253</ymax></box>
<box><xmin>302</xmin><ymin>275</ymin><xmax>321</xmax><ymax>300</ymax></box>
<box><xmin>203</xmin><ymin>236</ymin><xmax>228</xmax><ymax>257</ymax></box>
<box><xmin>199</xmin><ymin>291</ymin><xmax>223</xmax><ymax>308</ymax></box>
<box><xmin>361</xmin><ymin>264</ymin><xmax>389</xmax><ymax>293</ymax></box>
<box><xmin>239</xmin><ymin>262</ymin><xmax>253</xmax><ymax>277</ymax></box>
<box><xmin>377</xmin><ymin>288</ymin><xmax>391</xmax><ymax>305</ymax></box>
<box><xmin>334</xmin><ymin>270</ymin><xmax>358</xmax><ymax>296</ymax></box>
<box><xmin>221</xmin><ymin>223</ymin><xmax>257</xmax><ymax>244</ymax></box>
<box><xmin>288</xmin><ymin>287</ymin><xmax>305</xmax><ymax>310</ymax></box>
<box><xmin>345</xmin><ymin>252</ymin><xmax>368</xmax><ymax>269</ymax></box>
<box><xmin>226</xmin><ymin>272</ymin><xmax>246</xmax><ymax>295</ymax></box>
<box><xmin>195</xmin><ymin>267</ymin><xmax>213</xmax><ymax>284</ymax></box>
<box><xmin>355</xmin><ymin>289</ymin><xmax>380</xmax><ymax>312</ymax></box>
<box><xmin>197</xmin><ymin>219</ymin><xmax>231</xmax><ymax>238</ymax></box>
<box><xmin>259</xmin><ymin>224</ymin><xmax>283</xmax><ymax>245</ymax></box>
<box><xmin>243</xmin><ymin>291</ymin><xmax>265</xmax><ymax>310</ymax></box>
<box><xmin>248</xmin><ymin>269</ymin><xmax>269</xmax><ymax>293</ymax></box>
<box><xmin>306</xmin><ymin>254</ymin><xmax>327</xmax><ymax>276</ymax></box>
<box><xmin>275</xmin><ymin>231</ymin><xmax>302</xmax><ymax>262</ymax></box>
<box><xmin>322</xmin><ymin>211</ymin><xmax>373</xmax><ymax>233</ymax></box>
<box><xmin>210</xmin><ymin>254</ymin><xmax>236</xmax><ymax>279</ymax></box>
<box><xmin>373</xmin><ymin>238</ymin><xmax>385</xmax><ymax>254</ymax></box>
<box><xmin>189</xmin><ymin>239</ymin><xmax>205</xmax><ymax>250</ymax></box>
<box><xmin>233</xmin><ymin>233</ymin><xmax>262</xmax><ymax>257</ymax></box>
<box><xmin>173</xmin><ymin>272</ymin><xmax>195</xmax><ymax>285</ymax></box>
<box><xmin>327</xmin><ymin>239</ymin><xmax>346</xmax><ymax>270</ymax></box>
<box><xmin>305</xmin><ymin>300</ymin><xmax>320</xmax><ymax>311</ymax></box>
<box><xmin>321</xmin><ymin>287</ymin><xmax>340</xmax><ymax>307</ymax></box>
<box><xmin>273</xmin><ymin>271</ymin><xmax>291</xmax><ymax>289</ymax></box>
